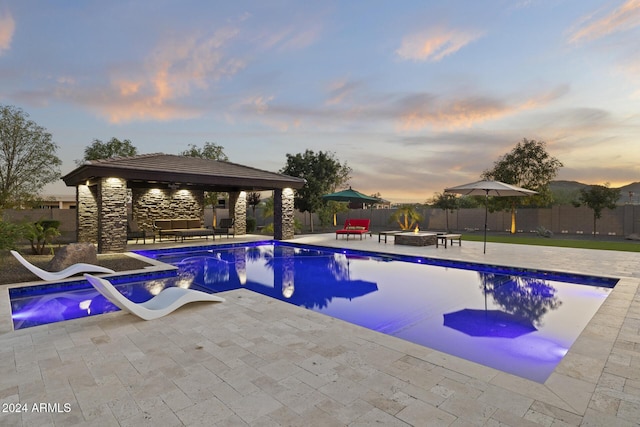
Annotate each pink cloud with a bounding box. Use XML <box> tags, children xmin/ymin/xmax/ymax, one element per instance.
<box><xmin>257</xmin><ymin>21</ymin><xmax>322</xmax><ymax>51</ymax></box>
<box><xmin>325</xmin><ymin>79</ymin><xmax>361</xmax><ymax>106</ymax></box>
<box><xmin>0</xmin><ymin>9</ymin><xmax>15</xmax><ymax>54</ymax></box>
<box><xmin>568</xmin><ymin>0</ymin><xmax>640</xmax><ymax>43</ymax></box>
<box><xmin>398</xmin><ymin>86</ymin><xmax>569</xmax><ymax>131</ymax></box>
<box><xmin>92</xmin><ymin>28</ymin><xmax>246</xmax><ymax>123</ymax></box>
<box><xmin>396</xmin><ymin>27</ymin><xmax>483</xmax><ymax>62</ymax></box>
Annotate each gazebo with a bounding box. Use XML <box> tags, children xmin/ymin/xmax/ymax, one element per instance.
<box><xmin>62</xmin><ymin>153</ymin><xmax>306</xmax><ymax>253</ymax></box>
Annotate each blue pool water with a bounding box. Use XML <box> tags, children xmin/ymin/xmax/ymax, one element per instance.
<box><xmin>10</xmin><ymin>241</ymin><xmax>617</xmax><ymax>383</ymax></box>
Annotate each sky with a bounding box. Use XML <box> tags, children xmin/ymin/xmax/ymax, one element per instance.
<box><xmin>0</xmin><ymin>0</ymin><xmax>639</xmax><ymax>203</ymax></box>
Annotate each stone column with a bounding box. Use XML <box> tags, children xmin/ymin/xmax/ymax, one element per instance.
<box><xmin>274</xmin><ymin>188</ymin><xmax>295</xmax><ymax>240</ymax></box>
<box><xmin>97</xmin><ymin>177</ymin><xmax>128</xmax><ymax>253</ymax></box>
<box><xmin>229</xmin><ymin>191</ymin><xmax>247</xmax><ymax>235</ymax></box>
<box><xmin>77</xmin><ymin>184</ymin><xmax>98</xmax><ymax>244</ymax></box>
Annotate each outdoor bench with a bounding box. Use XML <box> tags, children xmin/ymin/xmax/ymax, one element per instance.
<box><xmin>154</xmin><ymin>219</ymin><xmax>215</xmax><ymax>242</ymax></box>
<box><xmin>377</xmin><ymin>230</ymin><xmax>404</xmax><ymax>243</ymax></box>
<box><xmin>436</xmin><ymin>233</ymin><xmax>462</xmax><ymax>248</ymax></box>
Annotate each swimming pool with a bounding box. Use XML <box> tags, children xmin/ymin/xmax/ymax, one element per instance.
<box><xmin>10</xmin><ymin>241</ymin><xmax>617</xmax><ymax>383</ymax></box>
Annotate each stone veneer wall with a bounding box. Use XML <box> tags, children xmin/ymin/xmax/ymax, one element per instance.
<box><xmin>274</xmin><ymin>188</ymin><xmax>295</xmax><ymax>240</ymax></box>
<box><xmin>77</xmin><ymin>185</ymin><xmax>98</xmax><ymax>243</ymax></box>
<box><xmin>229</xmin><ymin>191</ymin><xmax>246</xmax><ymax>235</ymax></box>
<box><xmin>131</xmin><ymin>188</ymin><xmax>205</xmax><ymax>230</ymax></box>
<box><xmin>98</xmin><ymin>177</ymin><xmax>128</xmax><ymax>253</ymax></box>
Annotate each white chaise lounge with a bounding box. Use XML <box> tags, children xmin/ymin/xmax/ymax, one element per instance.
<box><xmin>11</xmin><ymin>250</ymin><xmax>116</xmax><ymax>282</ymax></box>
<box><xmin>84</xmin><ymin>274</ymin><xmax>225</xmax><ymax>320</ymax></box>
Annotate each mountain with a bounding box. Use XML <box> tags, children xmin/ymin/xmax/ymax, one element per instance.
<box><xmin>616</xmin><ymin>182</ymin><xmax>640</xmax><ymax>204</ymax></box>
<box><xmin>549</xmin><ymin>180</ymin><xmax>587</xmax><ymax>204</ymax></box>
<box><xmin>549</xmin><ymin>180</ymin><xmax>640</xmax><ymax>205</ymax></box>
<box><xmin>549</xmin><ymin>180</ymin><xmax>588</xmax><ymax>192</ymax></box>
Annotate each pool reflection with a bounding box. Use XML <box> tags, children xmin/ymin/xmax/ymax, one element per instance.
<box><xmin>184</xmin><ymin>245</ymin><xmax>379</xmax><ymax>309</ymax></box>
<box><xmin>477</xmin><ymin>272</ymin><xmax>562</xmax><ymax>328</ymax></box>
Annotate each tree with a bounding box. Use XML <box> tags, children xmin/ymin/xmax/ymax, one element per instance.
<box><xmin>180</xmin><ymin>142</ymin><xmax>228</xmax><ymax>161</ymax></box>
<box><xmin>390</xmin><ymin>205</ymin><xmax>423</xmax><ymax>230</ymax></box>
<box><xmin>317</xmin><ymin>200</ymin><xmax>349</xmax><ymax>227</ymax></box>
<box><xmin>482</xmin><ymin>138</ymin><xmax>562</xmax><ymax>233</ymax></box>
<box><xmin>247</xmin><ymin>191</ymin><xmax>261</xmax><ymax>217</ymax></box>
<box><xmin>430</xmin><ymin>192</ymin><xmax>458</xmax><ymax>231</ymax></box>
<box><xmin>79</xmin><ymin>137</ymin><xmax>137</xmax><ymax>163</ymax></box>
<box><xmin>262</xmin><ymin>195</ymin><xmax>274</xmax><ymax>219</ymax></box>
<box><xmin>180</xmin><ymin>142</ymin><xmax>229</xmax><ymax>223</ymax></box>
<box><xmin>574</xmin><ymin>184</ymin><xmax>620</xmax><ymax>237</ymax></box>
<box><xmin>260</xmin><ymin>195</ymin><xmax>302</xmax><ymax>235</ymax></box>
<box><xmin>0</xmin><ymin>220</ymin><xmax>25</xmax><ymax>251</ymax></box>
<box><xmin>281</xmin><ymin>150</ymin><xmax>351</xmax><ymax>232</ymax></box>
<box><xmin>0</xmin><ymin>105</ymin><xmax>62</xmax><ymax>208</ymax></box>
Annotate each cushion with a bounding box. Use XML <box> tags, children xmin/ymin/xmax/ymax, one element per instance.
<box><xmin>171</xmin><ymin>219</ymin><xmax>189</xmax><ymax>229</ymax></box>
<box><xmin>187</xmin><ymin>219</ymin><xmax>201</xmax><ymax>229</ymax></box>
<box><xmin>218</xmin><ymin>218</ymin><xmax>233</xmax><ymax>229</ymax></box>
<box><xmin>154</xmin><ymin>220</ymin><xmax>172</xmax><ymax>230</ymax></box>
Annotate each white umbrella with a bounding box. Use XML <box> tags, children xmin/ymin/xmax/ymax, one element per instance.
<box><xmin>444</xmin><ymin>180</ymin><xmax>537</xmax><ymax>253</ymax></box>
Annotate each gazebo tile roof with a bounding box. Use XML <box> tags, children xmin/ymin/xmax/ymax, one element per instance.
<box><xmin>62</xmin><ymin>153</ymin><xmax>306</xmax><ymax>191</ymax></box>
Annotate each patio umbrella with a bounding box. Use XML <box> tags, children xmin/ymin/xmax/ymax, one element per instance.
<box><xmin>444</xmin><ymin>180</ymin><xmax>537</xmax><ymax>253</ymax></box>
<box><xmin>323</xmin><ymin>187</ymin><xmax>381</xmax><ymax>224</ymax></box>
<box><xmin>323</xmin><ymin>187</ymin><xmax>380</xmax><ymax>204</ymax></box>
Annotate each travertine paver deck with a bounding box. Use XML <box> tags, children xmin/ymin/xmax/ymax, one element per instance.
<box><xmin>0</xmin><ymin>233</ymin><xmax>639</xmax><ymax>426</ymax></box>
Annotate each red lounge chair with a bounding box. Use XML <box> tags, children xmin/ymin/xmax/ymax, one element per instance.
<box><xmin>336</xmin><ymin>219</ymin><xmax>370</xmax><ymax>240</ymax></box>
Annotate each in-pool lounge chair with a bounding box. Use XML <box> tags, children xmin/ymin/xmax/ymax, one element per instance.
<box><xmin>11</xmin><ymin>250</ymin><xmax>116</xmax><ymax>282</ymax></box>
<box><xmin>84</xmin><ymin>274</ymin><xmax>225</xmax><ymax>320</ymax></box>
<box><xmin>335</xmin><ymin>219</ymin><xmax>370</xmax><ymax>240</ymax></box>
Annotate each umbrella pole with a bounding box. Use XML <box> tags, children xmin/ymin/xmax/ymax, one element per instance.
<box><xmin>484</xmin><ymin>191</ymin><xmax>488</xmax><ymax>254</ymax></box>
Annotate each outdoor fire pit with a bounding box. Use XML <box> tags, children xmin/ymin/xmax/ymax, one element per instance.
<box><xmin>394</xmin><ymin>232</ymin><xmax>438</xmax><ymax>246</ymax></box>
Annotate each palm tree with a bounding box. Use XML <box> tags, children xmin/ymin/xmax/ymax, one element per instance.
<box><xmin>390</xmin><ymin>205</ymin><xmax>423</xmax><ymax>230</ymax></box>
<box><xmin>247</xmin><ymin>192</ymin><xmax>261</xmax><ymax>217</ymax></box>
<box><xmin>262</xmin><ymin>196</ymin><xmax>274</xmax><ymax>219</ymax></box>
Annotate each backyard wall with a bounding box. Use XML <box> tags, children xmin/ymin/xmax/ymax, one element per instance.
<box><xmin>2</xmin><ymin>208</ymin><xmax>77</xmax><ymax>243</ymax></box>
<box><xmin>335</xmin><ymin>205</ymin><xmax>640</xmax><ymax>237</ymax></box>
<box><xmin>4</xmin><ymin>204</ymin><xmax>640</xmax><ymax>243</ymax></box>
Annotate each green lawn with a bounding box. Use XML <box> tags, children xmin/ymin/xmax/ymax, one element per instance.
<box><xmin>461</xmin><ymin>234</ymin><xmax>640</xmax><ymax>252</ymax></box>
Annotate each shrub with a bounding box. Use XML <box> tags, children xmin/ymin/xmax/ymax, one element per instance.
<box><xmin>260</xmin><ymin>220</ymin><xmax>302</xmax><ymax>234</ymax></box>
<box><xmin>23</xmin><ymin>220</ymin><xmax>61</xmax><ymax>254</ymax></box>
<box><xmin>246</xmin><ymin>217</ymin><xmax>256</xmax><ymax>233</ymax></box>
<box><xmin>0</xmin><ymin>220</ymin><xmax>25</xmax><ymax>251</ymax></box>
<box><xmin>535</xmin><ymin>226</ymin><xmax>553</xmax><ymax>238</ymax></box>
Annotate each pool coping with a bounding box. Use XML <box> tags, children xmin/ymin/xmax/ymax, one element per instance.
<box><xmin>1</xmin><ymin>234</ymin><xmax>639</xmax><ymax>424</ymax></box>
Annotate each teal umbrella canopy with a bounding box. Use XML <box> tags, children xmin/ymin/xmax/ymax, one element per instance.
<box><xmin>322</xmin><ymin>187</ymin><xmax>380</xmax><ymax>204</ymax></box>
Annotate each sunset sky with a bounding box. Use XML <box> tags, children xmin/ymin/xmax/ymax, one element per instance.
<box><xmin>1</xmin><ymin>1</ymin><xmax>639</xmax><ymax>202</ymax></box>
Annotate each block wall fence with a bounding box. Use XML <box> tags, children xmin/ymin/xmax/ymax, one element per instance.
<box><xmin>332</xmin><ymin>204</ymin><xmax>640</xmax><ymax>237</ymax></box>
<box><xmin>4</xmin><ymin>204</ymin><xmax>640</xmax><ymax>242</ymax></box>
